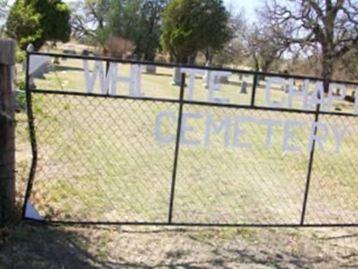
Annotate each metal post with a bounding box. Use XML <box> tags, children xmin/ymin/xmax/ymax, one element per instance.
<box><xmin>300</xmin><ymin>86</ymin><xmax>323</xmax><ymax>225</ymax></box>
<box><xmin>250</xmin><ymin>73</ymin><xmax>258</xmax><ymax>107</ymax></box>
<box><xmin>168</xmin><ymin>73</ymin><xmax>186</xmax><ymax>224</ymax></box>
<box><xmin>105</xmin><ymin>60</ymin><xmax>110</xmax><ymax>95</ymax></box>
<box><xmin>22</xmin><ymin>51</ymin><xmax>39</xmax><ymax>218</ymax></box>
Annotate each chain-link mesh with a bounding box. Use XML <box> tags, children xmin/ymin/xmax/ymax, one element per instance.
<box><xmin>28</xmin><ymin>94</ymin><xmax>178</xmax><ymax>222</ymax></box>
<box><xmin>24</xmin><ymin>92</ymin><xmax>358</xmax><ymax>225</ymax></box>
<box><xmin>305</xmin><ymin>115</ymin><xmax>358</xmax><ymax>224</ymax></box>
<box><xmin>173</xmin><ymin>106</ymin><xmax>312</xmax><ymax>224</ymax></box>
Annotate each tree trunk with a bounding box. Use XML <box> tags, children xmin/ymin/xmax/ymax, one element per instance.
<box><xmin>0</xmin><ymin>39</ymin><xmax>16</xmax><ymax>224</ymax></box>
<box><xmin>321</xmin><ymin>49</ymin><xmax>334</xmax><ymax>93</ymax></box>
<box><xmin>144</xmin><ymin>54</ymin><xmax>156</xmax><ymax>74</ymax></box>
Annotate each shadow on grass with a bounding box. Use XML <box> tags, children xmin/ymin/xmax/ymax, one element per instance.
<box><xmin>142</xmin><ymin>72</ymin><xmax>172</xmax><ymax>78</ymax></box>
<box><xmin>52</xmin><ymin>65</ymin><xmax>84</xmax><ymax>72</ymax></box>
<box><xmin>0</xmin><ymin>222</ymin><xmax>207</xmax><ymax>268</ymax></box>
<box><xmin>1</xmin><ymin>222</ymin><xmax>102</xmax><ymax>269</ymax></box>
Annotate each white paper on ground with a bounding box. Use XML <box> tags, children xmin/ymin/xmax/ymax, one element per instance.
<box><xmin>25</xmin><ymin>201</ymin><xmax>44</xmax><ymax>221</ymax></box>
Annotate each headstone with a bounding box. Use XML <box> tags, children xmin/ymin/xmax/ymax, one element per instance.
<box><xmin>27</xmin><ymin>43</ymin><xmax>34</xmax><ymax>53</ymax></box>
<box><xmin>24</xmin><ymin>44</ymin><xmax>51</xmax><ymax>88</ymax></box>
<box><xmin>171</xmin><ymin>67</ymin><xmax>181</xmax><ymax>86</ymax></box>
<box><xmin>202</xmin><ymin>62</ymin><xmax>211</xmax><ymax>89</ymax></box>
<box><xmin>54</xmin><ymin>57</ymin><xmax>60</xmax><ymax>65</ymax></box>
<box><xmin>63</xmin><ymin>49</ymin><xmax>77</xmax><ymax>55</ymax></box>
<box><xmin>203</xmin><ymin>70</ymin><xmax>211</xmax><ymax>89</ymax></box>
<box><xmin>240</xmin><ymin>81</ymin><xmax>248</xmax><ymax>94</ymax></box>
<box><xmin>284</xmin><ymin>83</ymin><xmax>289</xmax><ymax>93</ymax></box>
<box><xmin>219</xmin><ymin>76</ymin><xmax>229</xmax><ymax>84</ymax></box>
<box><xmin>81</xmin><ymin>49</ymin><xmax>90</xmax><ymax>56</ymax></box>
<box><xmin>336</xmin><ymin>88</ymin><xmax>341</xmax><ymax>96</ymax></box>
<box><xmin>62</xmin><ymin>49</ymin><xmax>76</xmax><ymax>61</ymax></box>
<box><xmin>28</xmin><ymin>55</ymin><xmax>52</xmax><ymax>78</ymax></box>
<box><xmin>145</xmin><ymin>65</ymin><xmax>156</xmax><ymax>74</ymax></box>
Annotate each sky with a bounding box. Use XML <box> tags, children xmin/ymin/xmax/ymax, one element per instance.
<box><xmin>1</xmin><ymin>0</ymin><xmax>261</xmax><ymax>25</ymax></box>
<box><xmin>224</xmin><ymin>0</ymin><xmax>261</xmax><ymax>19</ymax></box>
<box><xmin>62</xmin><ymin>0</ymin><xmax>261</xmax><ymax>18</ymax></box>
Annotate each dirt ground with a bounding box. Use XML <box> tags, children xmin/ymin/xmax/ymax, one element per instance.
<box><xmin>0</xmin><ymin>222</ymin><xmax>357</xmax><ymax>268</ymax></box>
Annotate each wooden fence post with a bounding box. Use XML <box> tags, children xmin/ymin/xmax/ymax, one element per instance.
<box><xmin>0</xmin><ymin>39</ymin><xmax>16</xmax><ymax>223</ymax></box>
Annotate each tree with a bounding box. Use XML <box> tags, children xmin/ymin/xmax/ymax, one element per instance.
<box><xmin>6</xmin><ymin>0</ymin><xmax>71</xmax><ymax>50</ymax></box>
<box><xmin>136</xmin><ymin>0</ymin><xmax>168</xmax><ymax>61</ymax></box>
<box><xmin>70</xmin><ymin>0</ymin><xmax>110</xmax><ymax>39</ymax></box>
<box><xmin>161</xmin><ymin>0</ymin><xmax>232</xmax><ymax>64</ymax></box>
<box><xmin>83</xmin><ymin>0</ymin><xmax>110</xmax><ymax>30</ymax></box>
<box><xmin>5</xmin><ymin>0</ymin><xmax>42</xmax><ymax>49</ymax></box>
<box><xmin>109</xmin><ymin>0</ymin><xmax>168</xmax><ymax>61</ymax></box>
<box><xmin>336</xmin><ymin>46</ymin><xmax>358</xmax><ymax>80</ymax></box>
<box><xmin>29</xmin><ymin>0</ymin><xmax>71</xmax><ymax>49</ymax></box>
<box><xmin>243</xmin><ymin>24</ymin><xmax>287</xmax><ymax>73</ymax></box>
<box><xmin>260</xmin><ymin>0</ymin><xmax>358</xmax><ymax>91</ymax></box>
<box><xmin>70</xmin><ymin>0</ymin><xmax>111</xmax><ymax>46</ymax></box>
<box><xmin>208</xmin><ymin>7</ymin><xmax>246</xmax><ymax>66</ymax></box>
<box><xmin>72</xmin><ymin>0</ymin><xmax>167</xmax><ymax>59</ymax></box>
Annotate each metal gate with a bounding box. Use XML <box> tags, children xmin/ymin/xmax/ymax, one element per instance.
<box><xmin>23</xmin><ymin>51</ymin><xmax>358</xmax><ymax>227</ymax></box>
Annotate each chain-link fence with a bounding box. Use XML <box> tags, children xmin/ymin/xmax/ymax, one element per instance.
<box><xmin>22</xmin><ymin>52</ymin><xmax>358</xmax><ymax>226</ymax></box>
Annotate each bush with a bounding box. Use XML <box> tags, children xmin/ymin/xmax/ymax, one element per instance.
<box><xmin>5</xmin><ymin>0</ymin><xmax>42</xmax><ymax>49</ymax></box>
<box><xmin>15</xmin><ymin>46</ymin><xmax>26</xmax><ymax>63</ymax></box>
<box><xmin>6</xmin><ymin>0</ymin><xmax>71</xmax><ymax>50</ymax></box>
<box><xmin>105</xmin><ymin>36</ymin><xmax>134</xmax><ymax>58</ymax></box>
<box><xmin>14</xmin><ymin>89</ymin><xmax>26</xmax><ymax>112</ymax></box>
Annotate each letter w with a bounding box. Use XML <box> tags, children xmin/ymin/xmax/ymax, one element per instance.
<box><xmin>83</xmin><ymin>60</ymin><xmax>115</xmax><ymax>94</ymax></box>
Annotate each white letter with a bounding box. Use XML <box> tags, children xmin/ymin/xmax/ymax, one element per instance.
<box><xmin>154</xmin><ymin>111</ymin><xmax>176</xmax><ymax>143</ymax></box>
<box><xmin>260</xmin><ymin>119</ymin><xmax>282</xmax><ymax>148</ymax></box>
<box><xmin>110</xmin><ymin>64</ymin><xmax>143</xmax><ymax>97</ymax></box>
<box><xmin>129</xmin><ymin>64</ymin><xmax>143</xmax><ymax>97</ymax></box>
<box><xmin>232</xmin><ymin>116</ymin><xmax>253</xmax><ymax>148</ymax></box>
<box><xmin>180</xmin><ymin>113</ymin><xmax>202</xmax><ymax>145</ymax></box>
<box><xmin>287</xmin><ymin>79</ymin><xmax>310</xmax><ymax>109</ymax></box>
<box><xmin>308</xmin><ymin>122</ymin><xmax>329</xmax><ymax>152</ymax></box>
<box><xmin>181</xmin><ymin>68</ymin><xmax>205</xmax><ymax>100</ymax></box>
<box><xmin>264</xmin><ymin>77</ymin><xmax>286</xmax><ymax>107</ymax></box>
<box><xmin>283</xmin><ymin>120</ymin><xmax>305</xmax><ymax>153</ymax></box>
<box><xmin>331</xmin><ymin>125</ymin><xmax>347</xmax><ymax>153</ymax></box>
<box><xmin>108</xmin><ymin>63</ymin><xmax>119</xmax><ymax>95</ymax></box>
<box><xmin>83</xmin><ymin>61</ymin><xmax>134</xmax><ymax>95</ymax></box>
<box><xmin>305</xmin><ymin>82</ymin><xmax>325</xmax><ymax>110</ymax></box>
<box><xmin>207</xmin><ymin>71</ymin><xmax>231</xmax><ymax>103</ymax></box>
<box><xmin>204</xmin><ymin>115</ymin><xmax>231</xmax><ymax>147</ymax></box>
<box><xmin>83</xmin><ymin>60</ymin><xmax>106</xmax><ymax>93</ymax></box>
